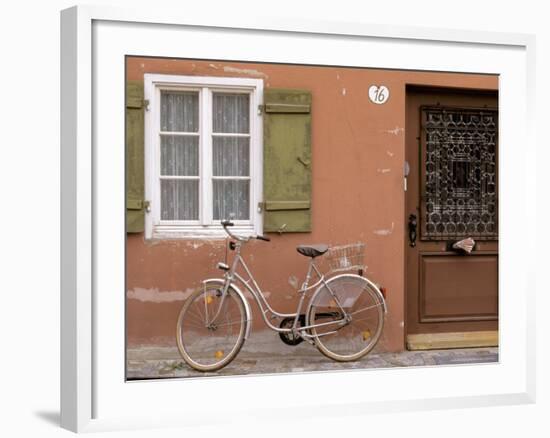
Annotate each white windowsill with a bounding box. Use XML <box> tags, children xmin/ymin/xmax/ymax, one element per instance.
<box><xmin>149</xmin><ymin>224</ymin><xmax>257</xmax><ymax>240</ymax></box>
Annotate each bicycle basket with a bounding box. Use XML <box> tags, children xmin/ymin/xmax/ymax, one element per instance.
<box><xmin>325</xmin><ymin>242</ymin><xmax>366</xmax><ymax>274</ymax></box>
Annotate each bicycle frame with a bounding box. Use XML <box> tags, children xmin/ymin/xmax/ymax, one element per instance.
<box><xmin>209</xmin><ymin>241</ymin><xmax>351</xmax><ymax>338</ymax></box>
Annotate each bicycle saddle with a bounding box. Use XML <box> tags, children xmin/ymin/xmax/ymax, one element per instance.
<box><xmin>296</xmin><ymin>244</ymin><xmax>329</xmax><ymax>258</ymax></box>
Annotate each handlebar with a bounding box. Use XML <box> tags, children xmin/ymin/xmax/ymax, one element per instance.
<box><xmin>221</xmin><ymin>220</ymin><xmax>270</xmax><ymax>242</ymax></box>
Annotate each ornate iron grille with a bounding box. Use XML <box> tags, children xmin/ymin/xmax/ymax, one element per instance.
<box><xmin>421</xmin><ymin>107</ymin><xmax>498</xmax><ymax>241</ymax></box>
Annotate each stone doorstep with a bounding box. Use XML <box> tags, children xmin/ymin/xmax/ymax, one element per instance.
<box><xmin>407</xmin><ymin>331</ymin><xmax>499</xmax><ymax>350</ymax></box>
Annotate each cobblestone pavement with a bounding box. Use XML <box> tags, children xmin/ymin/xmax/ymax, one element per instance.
<box><xmin>127</xmin><ymin>331</ymin><xmax>498</xmax><ymax>380</ymax></box>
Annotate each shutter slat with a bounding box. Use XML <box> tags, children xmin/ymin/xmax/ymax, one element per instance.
<box><xmin>126</xmin><ymin>81</ymin><xmax>146</xmax><ymax>233</ymax></box>
<box><xmin>265</xmin><ymin>103</ymin><xmax>310</xmax><ymax>114</ymax></box>
<box><xmin>265</xmin><ymin>201</ymin><xmax>310</xmax><ymax>211</ymax></box>
<box><xmin>263</xmin><ymin>88</ymin><xmax>312</xmax><ymax>233</ymax></box>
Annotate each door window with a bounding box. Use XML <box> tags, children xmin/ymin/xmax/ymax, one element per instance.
<box><xmin>421</xmin><ymin>107</ymin><xmax>498</xmax><ymax>240</ymax></box>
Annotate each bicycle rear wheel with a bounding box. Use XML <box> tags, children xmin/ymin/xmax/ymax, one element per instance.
<box><xmin>176</xmin><ymin>284</ymin><xmax>247</xmax><ymax>372</ymax></box>
<box><xmin>307</xmin><ymin>274</ymin><xmax>385</xmax><ymax>362</ymax></box>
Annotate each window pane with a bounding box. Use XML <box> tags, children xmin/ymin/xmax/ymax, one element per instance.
<box><xmin>213</xmin><ymin>180</ymin><xmax>250</xmax><ymax>220</ymax></box>
<box><xmin>161</xmin><ymin>179</ymin><xmax>199</xmax><ymax>220</ymax></box>
<box><xmin>161</xmin><ymin>91</ymin><xmax>199</xmax><ymax>132</ymax></box>
<box><xmin>212</xmin><ymin>93</ymin><xmax>250</xmax><ymax>133</ymax></box>
<box><xmin>212</xmin><ymin>137</ymin><xmax>250</xmax><ymax>176</ymax></box>
<box><xmin>161</xmin><ymin>135</ymin><xmax>199</xmax><ymax>176</ymax></box>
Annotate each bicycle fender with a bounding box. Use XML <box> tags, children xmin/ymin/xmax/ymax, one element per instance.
<box><xmin>356</xmin><ymin>274</ymin><xmax>388</xmax><ymax>314</ymax></box>
<box><xmin>202</xmin><ymin>278</ymin><xmax>252</xmax><ymax>339</ymax></box>
<box><xmin>309</xmin><ymin>273</ymin><xmax>388</xmax><ymax>314</ymax></box>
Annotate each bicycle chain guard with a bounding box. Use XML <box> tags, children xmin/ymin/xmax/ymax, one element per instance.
<box><xmin>278</xmin><ymin>315</ymin><xmax>306</xmax><ymax>346</ymax></box>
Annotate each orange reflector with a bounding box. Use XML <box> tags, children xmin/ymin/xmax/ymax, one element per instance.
<box><xmin>206</xmin><ymin>296</ymin><xmax>213</xmax><ymax>304</ymax></box>
<box><xmin>215</xmin><ymin>350</ymin><xmax>224</xmax><ymax>359</ymax></box>
<box><xmin>362</xmin><ymin>330</ymin><xmax>372</xmax><ymax>341</ymax></box>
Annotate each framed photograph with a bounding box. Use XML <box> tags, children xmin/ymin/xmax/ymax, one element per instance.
<box><xmin>61</xmin><ymin>5</ymin><xmax>536</xmax><ymax>433</ymax></box>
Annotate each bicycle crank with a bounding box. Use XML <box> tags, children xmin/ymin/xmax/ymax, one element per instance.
<box><xmin>278</xmin><ymin>315</ymin><xmax>306</xmax><ymax>346</ymax></box>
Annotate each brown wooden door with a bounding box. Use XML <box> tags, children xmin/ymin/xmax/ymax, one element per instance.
<box><xmin>405</xmin><ymin>87</ymin><xmax>498</xmax><ymax>347</ymax></box>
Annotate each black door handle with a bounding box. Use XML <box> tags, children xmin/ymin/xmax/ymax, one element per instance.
<box><xmin>408</xmin><ymin>214</ymin><xmax>417</xmax><ymax>247</ymax></box>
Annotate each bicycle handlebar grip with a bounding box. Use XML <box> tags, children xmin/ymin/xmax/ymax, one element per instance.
<box><xmin>256</xmin><ymin>235</ymin><xmax>271</xmax><ymax>242</ymax></box>
<box><xmin>221</xmin><ymin>220</ymin><xmax>234</xmax><ymax>227</ymax></box>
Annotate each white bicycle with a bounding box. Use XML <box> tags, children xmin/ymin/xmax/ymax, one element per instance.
<box><xmin>176</xmin><ymin>220</ymin><xmax>387</xmax><ymax>372</ymax></box>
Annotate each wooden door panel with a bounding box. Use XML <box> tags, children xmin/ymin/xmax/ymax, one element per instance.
<box><xmin>419</xmin><ymin>253</ymin><xmax>498</xmax><ymax>322</ymax></box>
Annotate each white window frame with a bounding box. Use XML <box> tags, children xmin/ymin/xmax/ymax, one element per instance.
<box><xmin>144</xmin><ymin>74</ymin><xmax>263</xmax><ymax>239</ymax></box>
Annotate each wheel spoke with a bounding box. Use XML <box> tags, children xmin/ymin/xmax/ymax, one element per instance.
<box><xmin>350</xmin><ymin>315</ymin><xmax>378</xmax><ymax>323</ymax></box>
<box><xmin>350</xmin><ymin>303</ymin><xmax>383</xmax><ymax>316</ymax></box>
<box><xmin>177</xmin><ymin>286</ymin><xmax>247</xmax><ymax>371</ymax></box>
<box><xmin>308</xmin><ymin>275</ymin><xmax>384</xmax><ymax>361</ymax></box>
<box><xmin>203</xmin><ymin>292</ymin><xmax>210</xmax><ymax>324</ymax></box>
<box><xmin>180</xmin><ymin>322</ymin><xmax>206</xmax><ymax>330</ymax></box>
<box><xmin>211</xmin><ymin>319</ymin><xmax>246</xmax><ymax>328</ymax></box>
<box><xmin>185</xmin><ymin>312</ymin><xmax>207</xmax><ymax>326</ymax></box>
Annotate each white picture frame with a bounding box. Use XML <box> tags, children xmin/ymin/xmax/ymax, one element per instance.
<box><xmin>60</xmin><ymin>5</ymin><xmax>536</xmax><ymax>433</ymax></box>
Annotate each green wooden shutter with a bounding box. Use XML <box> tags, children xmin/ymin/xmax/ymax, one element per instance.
<box><xmin>263</xmin><ymin>88</ymin><xmax>312</xmax><ymax>233</ymax></box>
<box><xmin>126</xmin><ymin>81</ymin><xmax>146</xmax><ymax>233</ymax></box>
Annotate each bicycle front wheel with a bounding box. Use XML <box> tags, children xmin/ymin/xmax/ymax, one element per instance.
<box><xmin>176</xmin><ymin>284</ymin><xmax>248</xmax><ymax>372</ymax></box>
<box><xmin>307</xmin><ymin>274</ymin><xmax>385</xmax><ymax>362</ymax></box>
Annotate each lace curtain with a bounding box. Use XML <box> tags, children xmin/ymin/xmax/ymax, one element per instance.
<box><xmin>159</xmin><ymin>90</ymin><xmax>250</xmax><ymax>222</ymax></box>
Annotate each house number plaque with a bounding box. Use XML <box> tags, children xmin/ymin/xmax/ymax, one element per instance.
<box><xmin>369</xmin><ymin>85</ymin><xmax>390</xmax><ymax>104</ymax></box>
